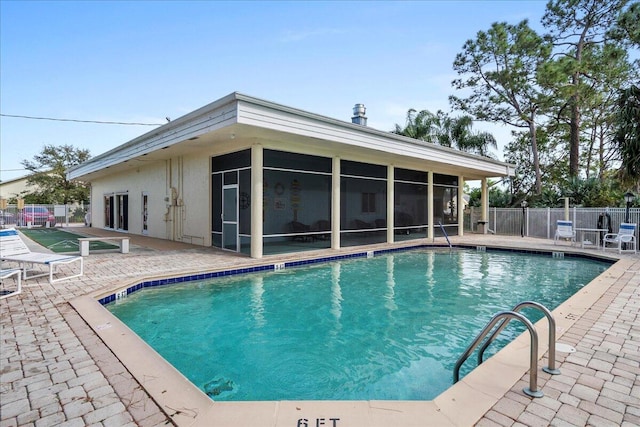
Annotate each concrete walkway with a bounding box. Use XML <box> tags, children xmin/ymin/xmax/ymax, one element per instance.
<box><xmin>1</xmin><ymin>229</ymin><xmax>638</xmax><ymax>426</ymax></box>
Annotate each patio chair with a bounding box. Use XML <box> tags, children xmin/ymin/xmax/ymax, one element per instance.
<box><xmin>286</xmin><ymin>221</ymin><xmax>312</xmax><ymax>242</ymax></box>
<box><xmin>0</xmin><ymin>228</ymin><xmax>83</xmax><ymax>283</ymax></box>
<box><xmin>310</xmin><ymin>219</ymin><xmax>330</xmax><ymax>240</ymax></box>
<box><xmin>602</xmin><ymin>223</ymin><xmax>637</xmax><ymax>254</ymax></box>
<box><xmin>553</xmin><ymin>220</ymin><xmax>576</xmax><ymax>246</ymax></box>
<box><xmin>0</xmin><ymin>268</ymin><xmax>22</xmax><ymax>299</ymax></box>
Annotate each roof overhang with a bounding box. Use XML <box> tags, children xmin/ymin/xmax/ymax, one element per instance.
<box><xmin>67</xmin><ymin>92</ymin><xmax>515</xmax><ymax>182</ymax></box>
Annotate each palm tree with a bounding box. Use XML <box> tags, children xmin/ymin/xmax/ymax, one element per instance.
<box><xmin>393</xmin><ymin>108</ymin><xmax>437</xmax><ymax>141</ymax></box>
<box><xmin>394</xmin><ymin>109</ymin><xmax>497</xmax><ymax>158</ymax></box>
<box><xmin>450</xmin><ymin>115</ymin><xmax>498</xmax><ymax>157</ymax></box>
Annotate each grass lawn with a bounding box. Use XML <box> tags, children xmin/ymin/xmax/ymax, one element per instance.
<box><xmin>20</xmin><ymin>228</ymin><xmax>119</xmax><ymax>253</ymax></box>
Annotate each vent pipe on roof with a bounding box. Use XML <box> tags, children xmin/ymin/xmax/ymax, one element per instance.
<box><xmin>351</xmin><ymin>103</ymin><xmax>367</xmax><ymax>126</ymax></box>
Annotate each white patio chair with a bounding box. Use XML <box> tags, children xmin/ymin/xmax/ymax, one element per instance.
<box><xmin>603</xmin><ymin>223</ymin><xmax>637</xmax><ymax>254</ymax></box>
<box><xmin>0</xmin><ymin>268</ymin><xmax>22</xmax><ymax>299</ymax></box>
<box><xmin>0</xmin><ymin>228</ymin><xmax>83</xmax><ymax>283</ymax></box>
<box><xmin>554</xmin><ymin>220</ymin><xmax>576</xmax><ymax>246</ymax></box>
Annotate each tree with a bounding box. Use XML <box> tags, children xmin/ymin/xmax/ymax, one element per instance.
<box><xmin>613</xmin><ymin>84</ymin><xmax>640</xmax><ymax>186</ymax></box>
<box><xmin>450</xmin><ymin>20</ymin><xmax>551</xmax><ymax>194</ymax></box>
<box><xmin>466</xmin><ymin>182</ymin><xmax>513</xmax><ymax>207</ymax></box>
<box><xmin>393</xmin><ymin>109</ymin><xmax>497</xmax><ymax>157</ymax></box>
<box><xmin>578</xmin><ymin>43</ymin><xmax>636</xmax><ymax>180</ymax></box>
<box><xmin>21</xmin><ymin>144</ymin><xmax>91</xmax><ymax>204</ymax></box>
<box><xmin>541</xmin><ymin>0</ymin><xmax>630</xmax><ymax>178</ymax></box>
<box><xmin>504</xmin><ymin>128</ymin><xmax>556</xmax><ymax>201</ymax></box>
<box><xmin>393</xmin><ymin>108</ymin><xmax>438</xmax><ymax>141</ymax></box>
<box><xmin>447</xmin><ymin>115</ymin><xmax>498</xmax><ymax>157</ymax></box>
<box><xmin>610</xmin><ymin>1</ymin><xmax>640</xmax><ymax>47</ymax></box>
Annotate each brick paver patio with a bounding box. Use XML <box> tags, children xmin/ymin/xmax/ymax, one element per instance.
<box><xmin>1</xmin><ymin>229</ymin><xmax>638</xmax><ymax>426</ymax></box>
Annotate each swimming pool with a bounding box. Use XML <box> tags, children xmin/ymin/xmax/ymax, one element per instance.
<box><xmin>106</xmin><ymin>249</ymin><xmax>610</xmax><ymax>401</ymax></box>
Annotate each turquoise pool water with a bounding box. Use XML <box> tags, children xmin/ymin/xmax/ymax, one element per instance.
<box><xmin>107</xmin><ymin>249</ymin><xmax>610</xmax><ymax>401</ymax></box>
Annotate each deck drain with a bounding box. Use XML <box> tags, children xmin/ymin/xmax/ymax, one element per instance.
<box><xmin>555</xmin><ymin>343</ymin><xmax>576</xmax><ymax>353</ymax></box>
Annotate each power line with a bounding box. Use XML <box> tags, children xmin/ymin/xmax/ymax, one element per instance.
<box><xmin>0</xmin><ymin>113</ymin><xmax>163</xmax><ymax>126</ymax></box>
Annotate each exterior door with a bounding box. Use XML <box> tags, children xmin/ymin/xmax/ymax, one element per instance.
<box><xmin>142</xmin><ymin>192</ymin><xmax>149</xmax><ymax>235</ymax></box>
<box><xmin>222</xmin><ymin>185</ymin><xmax>239</xmax><ymax>251</ymax></box>
<box><xmin>116</xmin><ymin>194</ymin><xmax>129</xmax><ymax>231</ymax></box>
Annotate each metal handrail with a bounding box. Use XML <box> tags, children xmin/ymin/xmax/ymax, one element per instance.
<box><xmin>477</xmin><ymin>301</ymin><xmax>560</xmax><ymax>375</ymax></box>
<box><xmin>438</xmin><ymin>221</ymin><xmax>452</xmax><ymax>248</ymax></box>
<box><xmin>453</xmin><ymin>310</ymin><xmax>543</xmax><ymax>398</ymax></box>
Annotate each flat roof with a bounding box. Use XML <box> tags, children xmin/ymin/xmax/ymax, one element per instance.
<box><xmin>67</xmin><ymin>92</ymin><xmax>515</xmax><ymax>181</ymax></box>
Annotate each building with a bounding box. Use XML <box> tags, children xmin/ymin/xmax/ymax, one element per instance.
<box><xmin>0</xmin><ymin>175</ymin><xmax>32</xmax><ymax>201</ymax></box>
<box><xmin>67</xmin><ymin>92</ymin><xmax>513</xmax><ymax>258</ymax></box>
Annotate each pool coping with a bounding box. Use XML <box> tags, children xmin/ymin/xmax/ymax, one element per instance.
<box><xmin>69</xmin><ymin>244</ymin><xmax>626</xmax><ymax>426</ymax></box>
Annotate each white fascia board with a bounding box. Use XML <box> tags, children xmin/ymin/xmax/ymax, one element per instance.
<box><xmin>68</xmin><ymin>92</ymin><xmax>515</xmax><ymax>180</ymax></box>
<box><xmin>68</xmin><ymin>94</ymin><xmax>240</xmax><ymax>180</ymax></box>
<box><xmin>236</xmin><ymin>97</ymin><xmax>514</xmax><ymax>177</ymax></box>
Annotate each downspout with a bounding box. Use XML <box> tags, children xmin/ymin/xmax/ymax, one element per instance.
<box><xmin>175</xmin><ymin>156</ymin><xmax>184</xmax><ymax>242</ymax></box>
<box><xmin>165</xmin><ymin>159</ymin><xmax>174</xmax><ymax>241</ymax></box>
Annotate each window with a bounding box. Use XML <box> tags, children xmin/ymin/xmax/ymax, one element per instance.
<box><xmin>361</xmin><ymin>193</ymin><xmax>376</xmax><ymax>213</ymax></box>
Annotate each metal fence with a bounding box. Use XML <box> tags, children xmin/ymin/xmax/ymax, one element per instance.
<box><xmin>0</xmin><ymin>203</ymin><xmax>90</xmax><ymax>228</ymax></box>
<box><xmin>2</xmin><ymin>202</ymin><xmax>637</xmax><ymax>241</ymax></box>
<box><xmin>466</xmin><ymin>206</ymin><xmax>640</xmax><ymax>239</ymax></box>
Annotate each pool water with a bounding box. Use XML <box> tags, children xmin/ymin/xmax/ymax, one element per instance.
<box><xmin>107</xmin><ymin>250</ymin><xmax>610</xmax><ymax>401</ymax></box>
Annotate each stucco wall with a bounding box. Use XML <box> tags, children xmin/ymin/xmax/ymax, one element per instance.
<box><xmin>88</xmin><ymin>154</ymin><xmax>211</xmax><ymax>246</ymax></box>
<box><xmin>89</xmin><ymin>161</ymin><xmax>169</xmax><ymax>239</ymax></box>
<box><xmin>175</xmin><ymin>154</ymin><xmax>211</xmax><ymax>245</ymax></box>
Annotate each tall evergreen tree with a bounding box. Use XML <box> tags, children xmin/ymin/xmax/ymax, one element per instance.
<box><xmin>541</xmin><ymin>0</ymin><xmax>631</xmax><ymax>178</ymax></box>
<box><xmin>614</xmin><ymin>84</ymin><xmax>640</xmax><ymax>186</ymax></box>
<box><xmin>450</xmin><ymin>20</ymin><xmax>551</xmax><ymax>193</ymax></box>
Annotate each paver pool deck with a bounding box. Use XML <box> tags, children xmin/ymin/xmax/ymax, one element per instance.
<box><xmin>1</xmin><ymin>228</ymin><xmax>638</xmax><ymax>426</ymax></box>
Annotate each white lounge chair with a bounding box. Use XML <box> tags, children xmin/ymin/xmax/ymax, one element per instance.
<box><xmin>0</xmin><ymin>228</ymin><xmax>83</xmax><ymax>283</ymax></box>
<box><xmin>554</xmin><ymin>220</ymin><xmax>576</xmax><ymax>246</ymax></box>
<box><xmin>603</xmin><ymin>223</ymin><xmax>637</xmax><ymax>254</ymax></box>
<box><xmin>0</xmin><ymin>268</ymin><xmax>22</xmax><ymax>299</ymax></box>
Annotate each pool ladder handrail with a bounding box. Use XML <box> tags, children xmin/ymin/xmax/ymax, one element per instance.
<box><xmin>437</xmin><ymin>221</ymin><xmax>452</xmax><ymax>248</ymax></box>
<box><xmin>453</xmin><ymin>301</ymin><xmax>560</xmax><ymax>398</ymax></box>
<box><xmin>477</xmin><ymin>301</ymin><xmax>560</xmax><ymax>376</ymax></box>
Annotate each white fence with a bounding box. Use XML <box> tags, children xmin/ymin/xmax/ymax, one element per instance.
<box><xmin>0</xmin><ymin>204</ymin><xmax>89</xmax><ymax>228</ymax></box>
<box><xmin>466</xmin><ymin>207</ymin><xmax>640</xmax><ymax>239</ymax></box>
<box><xmin>3</xmin><ymin>203</ymin><xmax>637</xmax><ymax>240</ymax></box>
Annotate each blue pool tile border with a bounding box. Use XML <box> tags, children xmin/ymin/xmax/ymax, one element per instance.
<box><xmin>98</xmin><ymin>244</ymin><xmax>615</xmax><ymax>306</ymax></box>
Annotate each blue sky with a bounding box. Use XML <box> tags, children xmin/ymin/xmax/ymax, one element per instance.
<box><xmin>0</xmin><ymin>0</ymin><xmax>547</xmax><ymax>182</ymax></box>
